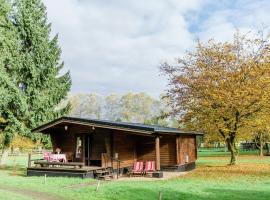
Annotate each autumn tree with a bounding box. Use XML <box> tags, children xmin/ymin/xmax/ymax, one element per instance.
<box><xmin>119</xmin><ymin>92</ymin><xmax>160</xmax><ymax>123</ymax></box>
<box><xmin>104</xmin><ymin>94</ymin><xmax>121</xmax><ymax>121</ymax></box>
<box><xmin>69</xmin><ymin>93</ymin><xmax>103</xmax><ymax>119</ymax></box>
<box><xmin>247</xmin><ymin>112</ymin><xmax>270</xmax><ymax>156</ymax></box>
<box><xmin>161</xmin><ymin>31</ymin><xmax>270</xmax><ymax>165</ymax></box>
<box><xmin>68</xmin><ymin>92</ymin><xmax>168</xmax><ymax>124</ymax></box>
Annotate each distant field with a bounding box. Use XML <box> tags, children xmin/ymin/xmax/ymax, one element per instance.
<box><xmin>198</xmin><ymin>148</ymin><xmax>260</xmax><ymax>157</ymax></box>
<box><xmin>0</xmin><ymin>151</ymin><xmax>270</xmax><ymax>200</ymax></box>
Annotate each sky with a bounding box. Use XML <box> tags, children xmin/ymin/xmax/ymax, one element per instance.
<box><xmin>44</xmin><ymin>0</ymin><xmax>270</xmax><ymax>97</ymax></box>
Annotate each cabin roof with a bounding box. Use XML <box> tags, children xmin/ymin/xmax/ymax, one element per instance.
<box><xmin>32</xmin><ymin>116</ymin><xmax>203</xmax><ymax>136</ymax></box>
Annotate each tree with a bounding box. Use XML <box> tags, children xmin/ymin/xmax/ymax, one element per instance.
<box><xmin>69</xmin><ymin>93</ymin><xmax>103</xmax><ymax>119</ymax></box>
<box><xmin>0</xmin><ymin>0</ymin><xmax>30</xmax><ymax>165</ymax></box>
<box><xmin>14</xmin><ymin>0</ymin><xmax>71</xmax><ymax>129</ymax></box>
<box><xmin>119</xmin><ymin>92</ymin><xmax>159</xmax><ymax>123</ymax></box>
<box><xmin>161</xmin><ymin>31</ymin><xmax>270</xmax><ymax>165</ymax></box>
<box><xmin>0</xmin><ymin>0</ymin><xmax>71</xmax><ymax>165</ymax></box>
<box><xmin>68</xmin><ymin>92</ymin><xmax>169</xmax><ymax>124</ymax></box>
<box><xmin>248</xmin><ymin>112</ymin><xmax>270</xmax><ymax>156</ymax></box>
<box><xmin>104</xmin><ymin>94</ymin><xmax>120</xmax><ymax>121</ymax></box>
<box><xmin>69</xmin><ymin>93</ymin><xmax>88</xmax><ymax>117</ymax></box>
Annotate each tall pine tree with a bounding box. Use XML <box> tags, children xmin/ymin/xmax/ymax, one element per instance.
<box><xmin>14</xmin><ymin>0</ymin><xmax>71</xmax><ymax>128</ymax></box>
<box><xmin>0</xmin><ymin>0</ymin><xmax>71</xmax><ymax>164</ymax></box>
<box><xmin>0</xmin><ymin>0</ymin><xmax>29</xmax><ymax>164</ymax></box>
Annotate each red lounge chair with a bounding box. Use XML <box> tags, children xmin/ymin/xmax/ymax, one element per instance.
<box><xmin>130</xmin><ymin>161</ymin><xmax>144</xmax><ymax>176</ymax></box>
<box><xmin>144</xmin><ymin>161</ymin><xmax>156</xmax><ymax>176</ymax></box>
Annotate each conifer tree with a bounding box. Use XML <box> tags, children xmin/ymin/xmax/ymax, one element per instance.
<box><xmin>14</xmin><ymin>0</ymin><xmax>71</xmax><ymax>128</ymax></box>
<box><xmin>0</xmin><ymin>0</ymin><xmax>29</xmax><ymax>164</ymax></box>
<box><xmin>0</xmin><ymin>0</ymin><xmax>71</xmax><ymax>164</ymax></box>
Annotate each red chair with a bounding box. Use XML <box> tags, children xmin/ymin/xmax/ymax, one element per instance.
<box><xmin>144</xmin><ymin>161</ymin><xmax>156</xmax><ymax>176</ymax></box>
<box><xmin>130</xmin><ymin>161</ymin><xmax>144</xmax><ymax>176</ymax></box>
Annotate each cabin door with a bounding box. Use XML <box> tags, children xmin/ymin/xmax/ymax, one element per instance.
<box><xmin>84</xmin><ymin>134</ymin><xmax>92</xmax><ymax>166</ymax></box>
<box><xmin>83</xmin><ymin>132</ymin><xmax>112</xmax><ymax>167</ymax></box>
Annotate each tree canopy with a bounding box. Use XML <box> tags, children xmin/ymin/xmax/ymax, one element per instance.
<box><xmin>15</xmin><ymin>0</ymin><xmax>71</xmax><ymax>129</ymax></box>
<box><xmin>161</xmin><ymin>31</ymin><xmax>270</xmax><ymax>164</ymax></box>
<box><xmin>68</xmin><ymin>92</ymin><xmax>173</xmax><ymax>126</ymax></box>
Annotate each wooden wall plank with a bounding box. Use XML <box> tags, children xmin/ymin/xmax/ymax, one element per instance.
<box><xmin>178</xmin><ymin>135</ymin><xmax>196</xmax><ymax>164</ymax></box>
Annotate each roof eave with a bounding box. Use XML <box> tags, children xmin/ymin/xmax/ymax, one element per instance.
<box><xmin>155</xmin><ymin>129</ymin><xmax>204</xmax><ymax>135</ymax></box>
<box><xmin>32</xmin><ymin>117</ymin><xmax>155</xmax><ymax>135</ymax></box>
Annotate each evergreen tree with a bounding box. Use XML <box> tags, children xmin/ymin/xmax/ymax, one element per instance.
<box><xmin>14</xmin><ymin>0</ymin><xmax>71</xmax><ymax>129</ymax></box>
<box><xmin>0</xmin><ymin>0</ymin><xmax>29</xmax><ymax>164</ymax></box>
<box><xmin>0</xmin><ymin>0</ymin><xmax>71</xmax><ymax>164</ymax></box>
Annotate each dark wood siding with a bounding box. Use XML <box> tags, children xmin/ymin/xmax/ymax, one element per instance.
<box><xmin>160</xmin><ymin>136</ymin><xmax>176</xmax><ymax>166</ymax></box>
<box><xmin>137</xmin><ymin>137</ymin><xmax>155</xmax><ymax>162</ymax></box>
<box><xmin>136</xmin><ymin>136</ymin><xmax>177</xmax><ymax>166</ymax></box>
<box><xmin>178</xmin><ymin>135</ymin><xmax>196</xmax><ymax>164</ymax></box>
<box><xmin>113</xmin><ymin>131</ymin><xmax>136</xmax><ymax>168</ymax></box>
<box><xmin>90</xmin><ymin>132</ymin><xmax>106</xmax><ymax>160</ymax></box>
<box><xmin>50</xmin><ymin>131</ymin><xmax>75</xmax><ymax>161</ymax></box>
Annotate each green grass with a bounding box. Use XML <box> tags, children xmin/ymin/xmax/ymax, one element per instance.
<box><xmin>198</xmin><ymin>148</ymin><xmax>260</xmax><ymax>157</ymax></box>
<box><xmin>0</xmin><ymin>189</ymin><xmax>33</xmax><ymax>200</ymax></box>
<box><xmin>1</xmin><ymin>152</ymin><xmax>270</xmax><ymax>200</ymax></box>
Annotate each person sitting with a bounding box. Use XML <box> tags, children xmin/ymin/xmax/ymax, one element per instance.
<box><xmin>55</xmin><ymin>147</ymin><xmax>62</xmax><ymax>154</ymax></box>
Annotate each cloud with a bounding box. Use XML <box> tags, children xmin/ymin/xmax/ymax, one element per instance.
<box><xmin>43</xmin><ymin>0</ymin><xmax>270</xmax><ymax>97</ymax></box>
<box><xmin>43</xmin><ymin>0</ymin><xmax>203</xmax><ymax>97</ymax></box>
<box><xmin>193</xmin><ymin>0</ymin><xmax>270</xmax><ymax>42</ymax></box>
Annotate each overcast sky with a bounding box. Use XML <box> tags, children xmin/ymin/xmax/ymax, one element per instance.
<box><xmin>44</xmin><ymin>0</ymin><xmax>270</xmax><ymax>97</ymax></box>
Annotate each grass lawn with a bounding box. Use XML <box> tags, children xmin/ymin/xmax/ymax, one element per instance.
<box><xmin>0</xmin><ymin>152</ymin><xmax>270</xmax><ymax>200</ymax></box>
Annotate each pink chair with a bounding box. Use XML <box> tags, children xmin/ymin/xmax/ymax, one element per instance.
<box><xmin>130</xmin><ymin>161</ymin><xmax>144</xmax><ymax>176</ymax></box>
<box><xmin>144</xmin><ymin>161</ymin><xmax>156</xmax><ymax>176</ymax></box>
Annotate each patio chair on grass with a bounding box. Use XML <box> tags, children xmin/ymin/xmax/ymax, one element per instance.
<box><xmin>130</xmin><ymin>161</ymin><xmax>144</xmax><ymax>177</ymax></box>
<box><xmin>144</xmin><ymin>161</ymin><xmax>156</xmax><ymax>176</ymax></box>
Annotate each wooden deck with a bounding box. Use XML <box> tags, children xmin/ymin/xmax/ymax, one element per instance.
<box><xmin>27</xmin><ymin>166</ymin><xmax>103</xmax><ymax>179</ymax></box>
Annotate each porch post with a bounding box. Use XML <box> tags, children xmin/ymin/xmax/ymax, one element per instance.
<box><xmin>155</xmin><ymin>136</ymin><xmax>161</xmax><ymax>171</ymax></box>
<box><xmin>82</xmin><ymin>135</ymin><xmax>85</xmax><ymax>164</ymax></box>
<box><xmin>176</xmin><ymin>136</ymin><xmax>180</xmax><ymax>165</ymax></box>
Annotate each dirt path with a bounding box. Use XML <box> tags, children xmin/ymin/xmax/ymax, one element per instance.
<box><xmin>0</xmin><ymin>185</ymin><xmax>65</xmax><ymax>200</ymax></box>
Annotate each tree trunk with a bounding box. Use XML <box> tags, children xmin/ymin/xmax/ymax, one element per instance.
<box><xmin>259</xmin><ymin>145</ymin><xmax>263</xmax><ymax>156</ymax></box>
<box><xmin>259</xmin><ymin>132</ymin><xmax>264</xmax><ymax>157</ymax></box>
<box><xmin>226</xmin><ymin>135</ymin><xmax>237</xmax><ymax>165</ymax></box>
<box><xmin>0</xmin><ymin>147</ymin><xmax>9</xmax><ymax>166</ymax></box>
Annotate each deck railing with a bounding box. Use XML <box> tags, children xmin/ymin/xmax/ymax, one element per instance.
<box><xmin>101</xmin><ymin>153</ymin><xmax>123</xmax><ymax>179</ymax></box>
<box><xmin>27</xmin><ymin>153</ymin><xmax>43</xmax><ymax>167</ymax></box>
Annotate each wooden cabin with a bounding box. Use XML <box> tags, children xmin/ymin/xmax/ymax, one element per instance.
<box><xmin>27</xmin><ymin>117</ymin><xmax>202</xmax><ymax>178</ymax></box>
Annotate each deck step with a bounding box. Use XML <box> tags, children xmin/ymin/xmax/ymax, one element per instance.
<box><xmin>94</xmin><ymin>168</ymin><xmax>114</xmax><ymax>180</ymax></box>
<box><xmin>98</xmin><ymin>175</ymin><xmax>113</xmax><ymax>180</ymax></box>
<box><xmin>99</xmin><ymin>175</ymin><xmax>113</xmax><ymax>178</ymax></box>
<box><xmin>95</xmin><ymin>170</ymin><xmax>109</xmax><ymax>174</ymax></box>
